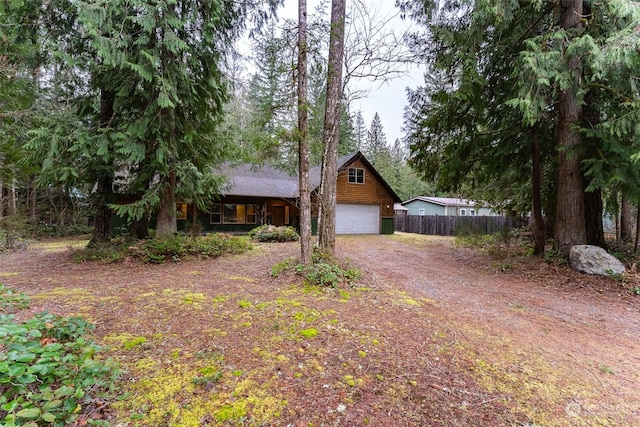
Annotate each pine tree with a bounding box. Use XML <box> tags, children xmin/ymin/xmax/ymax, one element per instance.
<box><xmin>399</xmin><ymin>0</ymin><xmax>640</xmax><ymax>255</ymax></box>
<box><xmin>353</xmin><ymin>111</ymin><xmax>367</xmax><ymax>151</ymax></box>
<box><xmin>364</xmin><ymin>112</ymin><xmax>390</xmax><ymax>165</ymax></box>
<box><xmin>27</xmin><ymin>0</ymin><xmax>280</xmax><ymax>238</ymax></box>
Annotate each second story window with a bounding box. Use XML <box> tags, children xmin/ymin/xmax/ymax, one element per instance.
<box><xmin>348</xmin><ymin>167</ymin><xmax>364</xmax><ymax>184</ymax></box>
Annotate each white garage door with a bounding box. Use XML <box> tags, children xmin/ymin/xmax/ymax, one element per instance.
<box><xmin>336</xmin><ymin>204</ymin><xmax>380</xmax><ymax>234</ymax></box>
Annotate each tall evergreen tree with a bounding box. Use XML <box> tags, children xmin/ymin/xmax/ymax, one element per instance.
<box><xmin>399</xmin><ymin>0</ymin><xmax>640</xmax><ymax>256</ymax></box>
<box><xmin>353</xmin><ymin>111</ymin><xmax>367</xmax><ymax>151</ymax></box>
<box><xmin>27</xmin><ymin>0</ymin><xmax>280</xmax><ymax>239</ymax></box>
<box><xmin>363</xmin><ymin>112</ymin><xmax>389</xmax><ymax>163</ymax></box>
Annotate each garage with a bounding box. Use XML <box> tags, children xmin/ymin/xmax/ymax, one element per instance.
<box><xmin>336</xmin><ymin>204</ymin><xmax>380</xmax><ymax>234</ymax></box>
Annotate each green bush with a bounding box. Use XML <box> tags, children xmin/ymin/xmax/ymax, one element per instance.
<box><xmin>454</xmin><ymin>227</ymin><xmax>529</xmax><ymax>258</ymax></box>
<box><xmin>249</xmin><ymin>225</ymin><xmax>300</xmax><ymax>242</ymax></box>
<box><xmin>0</xmin><ymin>284</ymin><xmax>30</xmax><ymax>314</ymax></box>
<box><xmin>72</xmin><ymin>233</ymin><xmax>252</xmax><ymax>264</ymax></box>
<box><xmin>296</xmin><ymin>262</ymin><xmax>343</xmax><ymax>287</ymax></box>
<box><xmin>0</xmin><ymin>216</ymin><xmax>30</xmax><ymax>252</ymax></box>
<box><xmin>136</xmin><ymin>233</ymin><xmax>252</xmax><ymax>263</ymax></box>
<box><xmin>0</xmin><ymin>312</ymin><xmax>119</xmax><ymax>426</ymax></box>
<box><xmin>139</xmin><ymin>234</ymin><xmax>188</xmax><ymax>263</ymax></box>
<box><xmin>272</xmin><ymin>253</ymin><xmax>362</xmax><ymax>288</ymax></box>
<box><xmin>72</xmin><ymin>236</ymin><xmax>134</xmax><ymax>264</ymax></box>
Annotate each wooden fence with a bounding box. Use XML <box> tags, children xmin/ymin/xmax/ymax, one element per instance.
<box><xmin>394</xmin><ymin>215</ymin><xmax>527</xmax><ymax>236</ymax></box>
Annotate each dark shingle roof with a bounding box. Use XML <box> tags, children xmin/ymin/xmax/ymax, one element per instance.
<box><xmin>219</xmin><ymin>163</ymin><xmax>298</xmax><ymax>198</ymax></box>
<box><xmin>219</xmin><ymin>152</ymin><xmax>401</xmax><ymax>203</ymax></box>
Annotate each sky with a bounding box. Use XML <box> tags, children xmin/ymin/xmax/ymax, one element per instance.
<box><xmin>276</xmin><ymin>0</ymin><xmax>424</xmax><ymax>145</ymax></box>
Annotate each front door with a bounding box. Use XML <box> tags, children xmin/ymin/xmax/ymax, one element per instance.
<box><xmin>272</xmin><ymin>206</ymin><xmax>285</xmax><ymax>226</ymax></box>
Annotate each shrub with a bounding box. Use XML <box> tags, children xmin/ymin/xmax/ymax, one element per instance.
<box><xmin>72</xmin><ymin>236</ymin><xmax>134</xmax><ymax>264</ymax></box>
<box><xmin>296</xmin><ymin>262</ymin><xmax>343</xmax><ymax>288</ymax></box>
<box><xmin>0</xmin><ymin>284</ymin><xmax>30</xmax><ymax>313</ymax></box>
<box><xmin>139</xmin><ymin>234</ymin><xmax>188</xmax><ymax>263</ymax></box>
<box><xmin>272</xmin><ymin>253</ymin><xmax>362</xmax><ymax>288</ymax></box>
<box><xmin>0</xmin><ymin>313</ymin><xmax>119</xmax><ymax>426</ymax></box>
<box><xmin>0</xmin><ymin>216</ymin><xmax>30</xmax><ymax>252</ymax></box>
<box><xmin>28</xmin><ymin>223</ymin><xmax>92</xmax><ymax>239</ymax></box>
<box><xmin>455</xmin><ymin>227</ymin><xmax>529</xmax><ymax>258</ymax></box>
<box><xmin>72</xmin><ymin>233</ymin><xmax>252</xmax><ymax>264</ymax></box>
<box><xmin>136</xmin><ymin>233</ymin><xmax>252</xmax><ymax>263</ymax></box>
<box><xmin>249</xmin><ymin>225</ymin><xmax>300</xmax><ymax>242</ymax></box>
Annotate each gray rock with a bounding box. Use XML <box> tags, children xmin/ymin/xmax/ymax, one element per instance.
<box><xmin>569</xmin><ymin>245</ymin><xmax>625</xmax><ymax>276</ymax></box>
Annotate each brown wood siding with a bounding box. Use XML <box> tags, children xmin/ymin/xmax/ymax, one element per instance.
<box><xmin>336</xmin><ymin>159</ymin><xmax>395</xmax><ymax>217</ymax></box>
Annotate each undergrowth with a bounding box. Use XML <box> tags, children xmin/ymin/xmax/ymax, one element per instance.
<box><xmin>73</xmin><ymin>233</ymin><xmax>252</xmax><ymax>264</ymax></box>
<box><xmin>0</xmin><ymin>284</ymin><xmax>30</xmax><ymax>314</ymax></box>
<box><xmin>0</xmin><ymin>216</ymin><xmax>30</xmax><ymax>252</ymax></box>
<box><xmin>271</xmin><ymin>252</ymin><xmax>362</xmax><ymax>288</ymax></box>
<box><xmin>0</xmin><ymin>284</ymin><xmax>119</xmax><ymax>426</ymax></box>
<box><xmin>0</xmin><ymin>215</ymin><xmax>92</xmax><ymax>253</ymax></box>
<box><xmin>454</xmin><ymin>227</ymin><xmax>530</xmax><ymax>258</ymax></box>
<box><xmin>249</xmin><ymin>225</ymin><xmax>300</xmax><ymax>242</ymax></box>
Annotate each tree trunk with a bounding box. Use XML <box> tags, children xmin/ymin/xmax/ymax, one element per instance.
<box><xmin>620</xmin><ymin>195</ymin><xmax>633</xmax><ymax>243</ymax></box>
<box><xmin>584</xmin><ymin>188</ymin><xmax>606</xmax><ymax>249</ymax></box>
<box><xmin>553</xmin><ymin>0</ymin><xmax>586</xmax><ymax>256</ymax></box>
<box><xmin>298</xmin><ymin>0</ymin><xmax>312</xmax><ymax>265</ymax></box>
<box><xmin>155</xmin><ymin>171</ymin><xmax>177</xmax><ymax>237</ymax></box>
<box><xmin>92</xmin><ymin>176</ymin><xmax>113</xmax><ymax>243</ymax></box>
<box><xmin>130</xmin><ymin>215</ymin><xmax>149</xmax><ymax>239</ymax></box>
<box><xmin>581</xmin><ymin>72</ymin><xmax>606</xmax><ymax>249</ymax></box>
<box><xmin>190</xmin><ymin>203</ymin><xmax>199</xmax><ymax>237</ymax></box>
<box><xmin>92</xmin><ymin>87</ymin><xmax>116</xmax><ymax>243</ymax></box>
<box><xmin>29</xmin><ymin>175</ymin><xmax>36</xmax><ymax>222</ymax></box>
<box><xmin>0</xmin><ymin>178</ymin><xmax>4</xmax><ymax>220</ymax></box>
<box><xmin>10</xmin><ymin>178</ymin><xmax>17</xmax><ymax>215</ymax></box>
<box><xmin>318</xmin><ymin>0</ymin><xmax>346</xmax><ymax>256</ymax></box>
<box><xmin>635</xmin><ymin>204</ymin><xmax>640</xmax><ymax>254</ymax></box>
<box><xmin>531</xmin><ymin>125</ymin><xmax>546</xmax><ymax>255</ymax></box>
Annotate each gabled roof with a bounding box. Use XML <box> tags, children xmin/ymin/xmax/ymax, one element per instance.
<box><xmin>403</xmin><ymin>196</ymin><xmax>475</xmax><ymax>207</ymax></box>
<box><xmin>310</xmin><ymin>151</ymin><xmax>402</xmax><ymax>202</ymax></box>
<box><xmin>219</xmin><ymin>163</ymin><xmax>298</xmax><ymax>199</ymax></box>
<box><xmin>219</xmin><ymin>151</ymin><xmax>401</xmax><ymax>202</ymax></box>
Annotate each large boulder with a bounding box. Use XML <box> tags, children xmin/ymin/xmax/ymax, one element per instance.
<box><xmin>569</xmin><ymin>245</ymin><xmax>625</xmax><ymax>276</ymax></box>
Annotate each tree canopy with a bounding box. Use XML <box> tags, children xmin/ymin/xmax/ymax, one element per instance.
<box><xmin>8</xmin><ymin>0</ymin><xmax>280</xmax><ymax>239</ymax></box>
<box><xmin>399</xmin><ymin>0</ymin><xmax>640</xmax><ymax>254</ymax></box>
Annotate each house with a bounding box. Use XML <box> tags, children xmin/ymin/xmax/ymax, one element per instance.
<box><xmin>177</xmin><ymin>152</ymin><xmax>401</xmax><ymax>234</ymax></box>
<box><xmin>402</xmin><ymin>196</ymin><xmax>499</xmax><ymax>217</ymax></box>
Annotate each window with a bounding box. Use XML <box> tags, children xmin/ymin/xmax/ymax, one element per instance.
<box><xmin>348</xmin><ymin>167</ymin><xmax>364</xmax><ymax>184</ymax></box>
<box><xmin>176</xmin><ymin>203</ymin><xmax>187</xmax><ymax>220</ymax></box>
<box><xmin>460</xmin><ymin>209</ymin><xmax>466</xmax><ymax>216</ymax></box>
<box><xmin>210</xmin><ymin>204</ymin><xmax>221</xmax><ymax>224</ymax></box>
<box><xmin>418</xmin><ymin>208</ymin><xmax>425</xmax><ymax>215</ymax></box>
<box><xmin>210</xmin><ymin>203</ymin><xmax>258</xmax><ymax>224</ymax></box>
<box><xmin>246</xmin><ymin>204</ymin><xmax>257</xmax><ymax>224</ymax></box>
<box><xmin>470</xmin><ymin>209</ymin><xmax>476</xmax><ymax>216</ymax></box>
<box><xmin>224</xmin><ymin>203</ymin><xmax>245</xmax><ymax>224</ymax></box>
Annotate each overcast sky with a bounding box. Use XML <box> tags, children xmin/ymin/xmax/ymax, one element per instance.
<box><xmin>277</xmin><ymin>0</ymin><xmax>423</xmax><ymax>145</ymax></box>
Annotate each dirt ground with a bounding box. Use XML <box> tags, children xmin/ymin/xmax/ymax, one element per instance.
<box><xmin>1</xmin><ymin>233</ymin><xmax>639</xmax><ymax>426</ymax></box>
